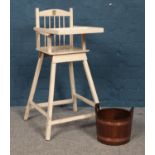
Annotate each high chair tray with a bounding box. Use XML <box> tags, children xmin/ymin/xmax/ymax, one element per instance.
<box><xmin>34</xmin><ymin>26</ymin><xmax>104</xmax><ymax>35</ymax></box>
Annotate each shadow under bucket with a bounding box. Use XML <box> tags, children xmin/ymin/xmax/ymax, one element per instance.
<box><xmin>95</xmin><ymin>104</ymin><xmax>134</xmax><ymax>145</ymax></box>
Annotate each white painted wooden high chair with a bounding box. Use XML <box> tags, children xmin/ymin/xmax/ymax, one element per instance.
<box><xmin>24</xmin><ymin>8</ymin><xmax>104</xmax><ymax>140</ymax></box>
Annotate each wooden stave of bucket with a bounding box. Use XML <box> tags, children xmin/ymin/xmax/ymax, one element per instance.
<box><xmin>95</xmin><ymin>104</ymin><xmax>134</xmax><ymax>145</ymax></box>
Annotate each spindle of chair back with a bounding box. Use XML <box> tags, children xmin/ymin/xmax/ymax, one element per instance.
<box><xmin>35</xmin><ymin>8</ymin><xmax>73</xmax><ymax>50</ymax></box>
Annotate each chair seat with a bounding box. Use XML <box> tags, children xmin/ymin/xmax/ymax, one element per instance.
<box><xmin>37</xmin><ymin>45</ymin><xmax>89</xmax><ymax>55</ymax></box>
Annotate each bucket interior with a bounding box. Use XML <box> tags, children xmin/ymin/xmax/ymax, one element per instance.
<box><xmin>97</xmin><ymin>108</ymin><xmax>131</xmax><ymax>121</ymax></box>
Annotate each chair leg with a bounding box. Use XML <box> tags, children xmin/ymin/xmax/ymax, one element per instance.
<box><xmin>69</xmin><ymin>62</ymin><xmax>78</xmax><ymax>112</ymax></box>
<box><xmin>45</xmin><ymin>61</ymin><xmax>57</xmax><ymax>140</ymax></box>
<box><xmin>82</xmin><ymin>60</ymin><xmax>99</xmax><ymax>103</ymax></box>
<box><xmin>24</xmin><ymin>53</ymin><xmax>44</xmax><ymax>120</ymax></box>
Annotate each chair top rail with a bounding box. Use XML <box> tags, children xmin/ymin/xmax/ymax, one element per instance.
<box><xmin>39</xmin><ymin>9</ymin><xmax>71</xmax><ymax>17</ymax></box>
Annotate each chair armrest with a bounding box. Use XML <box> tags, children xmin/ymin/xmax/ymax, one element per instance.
<box><xmin>33</xmin><ymin>27</ymin><xmax>51</xmax><ymax>36</ymax></box>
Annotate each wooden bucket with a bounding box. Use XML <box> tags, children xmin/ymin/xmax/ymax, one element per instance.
<box><xmin>95</xmin><ymin>104</ymin><xmax>134</xmax><ymax>145</ymax></box>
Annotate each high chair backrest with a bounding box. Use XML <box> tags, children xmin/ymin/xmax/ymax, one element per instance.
<box><xmin>35</xmin><ymin>8</ymin><xmax>74</xmax><ymax>48</ymax></box>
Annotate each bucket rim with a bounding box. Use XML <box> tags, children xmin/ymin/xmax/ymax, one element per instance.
<box><xmin>96</xmin><ymin>108</ymin><xmax>133</xmax><ymax>122</ymax></box>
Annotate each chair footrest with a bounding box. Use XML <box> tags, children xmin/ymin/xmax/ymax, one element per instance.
<box><xmin>30</xmin><ymin>101</ymin><xmax>47</xmax><ymax>118</ymax></box>
<box><xmin>30</xmin><ymin>98</ymin><xmax>73</xmax><ymax>110</ymax></box>
<box><xmin>75</xmin><ymin>93</ymin><xmax>96</xmax><ymax>107</ymax></box>
<box><xmin>50</xmin><ymin>112</ymin><xmax>95</xmax><ymax>125</ymax></box>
